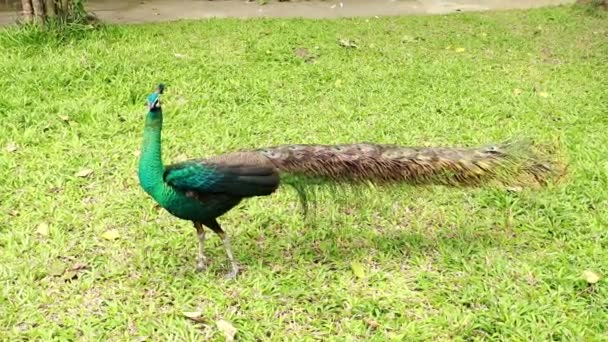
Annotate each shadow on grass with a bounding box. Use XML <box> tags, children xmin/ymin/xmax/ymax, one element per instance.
<box><xmin>139</xmin><ymin>218</ymin><xmax>512</xmax><ymax>278</ymax></box>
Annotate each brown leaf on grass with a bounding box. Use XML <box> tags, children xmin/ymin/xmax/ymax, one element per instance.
<box><xmin>294</xmin><ymin>47</ymin><xmax>316</xmax><ymax>63</ymax></box>
<box><xmin>69</xmin><ymin>263</ymin><xmax>88</xmax><ymax>271</ymax></box>
<box><xmin>216</xmin><ymin>319</ymin><xmax>237</xmax><ymax>341</ymax></box>
<box><xmin>62</xmin><ymin>263</ymin><xmax>88</xmax><ymax>281</ymax></box>
<box><xmin>182</xmin><ymin>311</ymin><xmax>207</xmax><ymax>324</ymax></box>
<box><xmin>75</xmin><ymin>169</ymin><xmax>94</xmax><ymax>178</ymax></box>
<box><xmin>6</xmin><ymin>142</ymin><xmax>18</xmax><ymax>153</ymax></box>
<box><xmin>364</xmin><ymin>318</ymin><xmax>380</xmax><ymax>329</ymax></box>
<box><xmin>48</xmin><ymin>187</ymin><xmax>63</xmax><ymax>194</ymax></box>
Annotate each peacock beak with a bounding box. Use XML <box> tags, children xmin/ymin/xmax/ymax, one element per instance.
<box><xmin>146</xmin><ymin>84</ymin><xmax>165</xmax><ymax>110</ymax></box>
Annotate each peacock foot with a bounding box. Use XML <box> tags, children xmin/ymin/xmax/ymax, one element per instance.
<box><xmin>195</xmin><ymin>256</ymin><xmax>208</xmax><ymax>272</ymax></box>
<box><xmin>224</xmin><ymin>266</ymin><xmax>239</xmax><ymax>280</ymax></box>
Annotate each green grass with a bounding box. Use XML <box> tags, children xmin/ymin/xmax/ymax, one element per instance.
<box><xmin>1</xmin><ymin>5</ymin><xmax>607</xmax><ymax>341</ymax></box>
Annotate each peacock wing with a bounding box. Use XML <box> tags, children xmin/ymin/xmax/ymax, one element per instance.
<box><xmin>163</xmin><ymin>152</ymin><xmax>280</xmax><ymax>197</ymax></box>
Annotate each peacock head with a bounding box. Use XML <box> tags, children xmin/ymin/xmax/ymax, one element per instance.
<box><xmin>146</xmin><ymin>83</ymin><xmax>165</xmax><ymax>111</ymax></box>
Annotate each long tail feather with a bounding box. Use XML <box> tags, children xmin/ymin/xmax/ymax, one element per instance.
<box><xmin>256</xmin><ymin>139</ymin><xmax>554</xmax><ymax>187</ymax></box>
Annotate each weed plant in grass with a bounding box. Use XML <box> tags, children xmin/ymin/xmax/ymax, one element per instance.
<box><xmin>0</xmin><ymin>5</ymin><xmax>607</xmax><ymax>341</ymax></box>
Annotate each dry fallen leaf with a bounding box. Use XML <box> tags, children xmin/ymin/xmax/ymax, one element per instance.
<box><xmin>294</xmin><ymin>47</ymin><xmax>316</xmax><ymax>62</ymax></box>
<box><xmin>455</xmin><ymin>47</ymin><xmax>466</xmax><ymax>53</ymax></box>
<box><xmin>364</xmin><ymin>318</ymin><xmax>380</xmax><ymax>329</ymax></box>
<box><xmin>513</xmin><ymin>88</ymin><xmax>522</xmax><ymax>95</ymax></box>
<box><xmin>69</xmin><ymin>263</ymin><xmax>88</xmax><ymax>271</ymax></box>
<box><xmin>183</xmin><ymin>311</ymin><xmax>203</xmax><ymax>318</ymax></box>
<box><xmin>62</xmin><ymin>270</ymin><xmax>79</xmax><ymax>280</ymax></box>
<box><xmin>338</xmin><ymin>38</ymin><xmax>358</xmax><ymax>48</ymax></box>
<box><xmin>583</xmin><ymin>270</ymin><xmax>600</xmax><ymax>284</ymax></box>
<box><xmin>101</xmin><ymin>229</ymin><xmax>120</xmax><ymax>241</ymax></box>
<box><xmin>59</xmin><ymin>115</ymin><xmax>70</xmax><ymax>122</ymax></box>
<box><xmin>183</xmin><ymin>311</ymin><xmax>206</xmax><ymax>323</ymax></box>
<box><xmin>506</xmin><ymin>186</ymin><xmax>523</xmax><ymax>193</ymax></box>
<box><xmin>48</xmin><ymin>262</ymin><xmax>66</xmax><ymax>277</ymax></box>
<box><xmin>6</xmin><ymin>142</ymin><xmax>18</xmax><ymax>153</ymax></box>
<box><xmin>539</xmin><ymin>92</ymin><xmax>549</xmax><ymax>98</ymax></box>
<box><xmin>48</xmin><ymin>187</ymin><xmax>63</xmax><ymax>194</ymax></box>
<box><xmin>216</xmin><ymin>319</ymin><xmax>237</xmax><ymax>341</ymax></box>
<box><xmin>75</xmin><ymin>169</ymin><xmax>94</xmax><ymax>178</ymax></box>
<box><xmin>36</xmin><ymin>222</ymin><xmax>49</xmax><ymax>237</ymax></box>
<box><xmin>401</xmin><ymin>35</ymin><xmax>423</xmax><ymax>43</ymax></box>
<box><xmin>350</xmin><ymin>261</ymin><xmax>366</xmax><ymax>279</ymax></box>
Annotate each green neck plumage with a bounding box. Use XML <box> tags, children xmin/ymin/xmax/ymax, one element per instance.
<box><xmin>138</xmin><ymin>108</ymin><xmax>167</xmax><ymax>200</ymax></box>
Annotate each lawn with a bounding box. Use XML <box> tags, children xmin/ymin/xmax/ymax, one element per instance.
<box><xmin>1</xmin><ymin>5</ymin><xmax>607</xmax><ymax>341</ymax></box>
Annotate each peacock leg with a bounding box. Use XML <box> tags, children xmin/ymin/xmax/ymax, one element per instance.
<box><xmin>194</xmin><ymin>222</ymin><xmax>207</xmax><ymax>272</ymax></box>
<box><xmin>204</xmin><ymin>219</ymin><xmax>239</xmax><ymax>279</ymax></box>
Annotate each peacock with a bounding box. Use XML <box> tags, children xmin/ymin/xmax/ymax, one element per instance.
<box><xmin>138</xmin><ymin>84</ymin><xmax>552</xmax><ymax>279</ymax></box>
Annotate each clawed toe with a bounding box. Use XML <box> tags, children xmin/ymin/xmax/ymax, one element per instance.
<box><xmin>224</xmin><ymin>265</ymin><xmax>239</xmax><ymax>280</ymax></box>
<box><xmin>196</xmin><ymin>258</ymin><xmax>208</xmax><ymax>272</ymax></box>
<box><xmin>224</xmin><ymin>270</ymin><xmax>238</xmax><ymax>280</ymax></box>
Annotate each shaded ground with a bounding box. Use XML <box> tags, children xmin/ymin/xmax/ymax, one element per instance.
<box><xmin>1</xmin><ymin>0</ymin><xmax>575</xmax><ymax>25</ymax></box>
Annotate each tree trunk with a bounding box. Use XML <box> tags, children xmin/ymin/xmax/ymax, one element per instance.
<box><xmin>31</xmin><ymin>0</ymin><xmax>45</xmax><ymax>23</ymax></box>
<box><xmin>21</xmin><ymin>0</ymin><xmax>33</xmax><ymax>23</ymax></box>
<box><xmin>576</xmin><ymin>0</ymin><xmax>608</xmax><ymax>8</ymax></box>
<box><xmin>60</xmin><ymin>0</ymin><xmax>69</xmax><ymax>16</ymax></box>
<box><xmin>19</xmin><ymin>0</ymin><xmax>94</xmax><ymax>25</ymax></box>
<box><xmin>45</xmin><ymin>0</ymin><xmax>56</xmax><ymax>18</ymax></box>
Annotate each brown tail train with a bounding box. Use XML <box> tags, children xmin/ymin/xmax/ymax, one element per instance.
<box><xmin>256</xmin><ymin>139</ymin><xmax>554</xmax><ymax>187</ymax></box>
